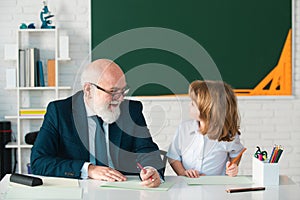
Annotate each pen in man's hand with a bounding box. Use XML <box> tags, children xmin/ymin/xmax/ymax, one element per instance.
<box><xmin>137</xmin><ymin>162</ymin><xmax>154</xmax><ymax>182</ymax></box>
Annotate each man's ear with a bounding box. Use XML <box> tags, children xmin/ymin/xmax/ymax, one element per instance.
<box><xmin>83</xmin><ymin>83</ymin><xmax>92</xmax><ymax>98</ymax></box>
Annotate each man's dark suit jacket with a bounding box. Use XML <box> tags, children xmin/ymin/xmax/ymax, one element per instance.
<box><xmin>31</xmin><ymin>91</ymin><xmax>164</xmax><ymax>179</ymax></box>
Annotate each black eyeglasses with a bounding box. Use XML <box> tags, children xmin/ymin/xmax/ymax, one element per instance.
<box><xmin>89</xmin><ymin>82</ymin><xmax>130</xmax><ymax>100</ymax></box>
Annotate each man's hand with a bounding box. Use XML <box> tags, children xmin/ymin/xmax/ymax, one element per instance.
<box><xmin>226</xmin><ymin>161</ymin><xmax>238</xmax><ymax>177</ymax></box>
<box><xmin>88</xmin><ymin>164</ymin><xmax>127</xmax><ymax>182</ymax></box>
<box><xmin>140</xmin><ymin>167</ymin><xmax>161</xmax><ymax>188</ymax></box>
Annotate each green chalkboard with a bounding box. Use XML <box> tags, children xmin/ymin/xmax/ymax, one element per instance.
<box><xmin>91</xmin><ymin>0</ymin><xmax>292</xmax><ymax>96</ymax></box>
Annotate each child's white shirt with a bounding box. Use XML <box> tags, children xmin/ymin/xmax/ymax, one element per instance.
<box><xmin>167</xmin><ymin>119</ymin><xmax>244</xmax><ymax>175</ymax></box>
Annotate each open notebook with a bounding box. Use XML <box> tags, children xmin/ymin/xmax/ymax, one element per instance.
<box><xmin>183</xmin><ymin>175</ymin><xmax>253</xmax><ymax>185</ymax></box>
<box><xmin>100</xmin><ymin>176</ymin><xmax>174</xmax><ymax>191</ymax></box>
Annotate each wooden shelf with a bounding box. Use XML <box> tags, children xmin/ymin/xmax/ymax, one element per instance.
<box><xmin>58</xmin><ymin>57</ymin><xmax>71</xmax><ymax>61</ymax></box>
<box><xmin>6</xmin><ymin>142</ymin><xmax>32</xmax><ymax>148</ymax></box>
<box><xmin>5</xmin><ymin>116</ymin><xmax>44</xmax><ymax>120</ymax></box>
<box><xmin>18</xmin><ymin>29</ymin><xmax>56</xmax><ymax>33</ymax></box>
<box><xmin>5</xmin><ymin>86</ymin><xmax>71</xmax><ymax>90</ymax></box>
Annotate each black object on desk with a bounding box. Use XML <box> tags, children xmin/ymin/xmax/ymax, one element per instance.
<box><xmin>226</xmin><ymin>186</ymin><xmax>266</xmax><ymax>193</ymax></box>
<box><xmin>10</xmin><ymin>173</ymin><xmax>43</xmax><ymax>186</ymax></box>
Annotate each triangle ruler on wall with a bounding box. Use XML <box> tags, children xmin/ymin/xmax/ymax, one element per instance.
<box><xmin>235</xmin><ymin>29</ymin><xmax>292</xmax><ymax>96</ymax></box>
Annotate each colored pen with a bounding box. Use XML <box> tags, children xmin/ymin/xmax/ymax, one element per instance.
<box><xmin>269</xmin><ymin>145</ymin><xmax>277</xmax><ymax>163</ymax></box>
<box><xmin>274</xmin><ymin>148</ymin><xmax>283</xmax><ymax>163</ymax></box>
<box><xmin>136</xmin><ymin>162</ymin><xmax>154</xmax><ymax>182</ymax></box>
<box><xmin>226</xmin><ymin>186</ymin><xmax>265</xmax><ymax>193</ymax></box>
<box><xmin>228</xmin><ymin>148</ymin><xmax>247</xmax><ymax>167</ymax></box>
<box><xmin>271</xmin><ymin>146</ymin><xmax>279</xmax><ymax>163</ymax></box>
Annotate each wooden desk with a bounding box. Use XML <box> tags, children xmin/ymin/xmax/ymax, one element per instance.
<box><xmin>1</xmin><ymin>174</ymin><xmax>299</xmax><ymax>200</ymax></box>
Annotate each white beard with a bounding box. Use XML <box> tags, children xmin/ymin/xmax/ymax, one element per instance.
<box><xmin>94</xmin><ymin>101</ymin><xmax>121</xmax><ymax>124</ymax></box>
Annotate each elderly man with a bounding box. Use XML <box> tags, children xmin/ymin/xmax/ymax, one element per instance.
<box><xmin>31</xmin><ymin>59</ymin><xmax>164</xmax><ymax>187</ymax></box>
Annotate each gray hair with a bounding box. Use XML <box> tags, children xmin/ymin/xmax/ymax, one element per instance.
<box><xmin>80</xmin><ymin>59</ymin><xmax>114</xmax><ymax>87</ymax></box>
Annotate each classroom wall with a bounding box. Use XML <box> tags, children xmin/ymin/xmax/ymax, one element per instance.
<box><xmin>0</xmin><ymin>0</ymin><xmax>299</xmax><ymax>183</ymax></box>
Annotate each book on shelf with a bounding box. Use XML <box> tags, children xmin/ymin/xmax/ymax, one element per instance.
<box><xmin>47</xmin><ymin>59</ymin><xmax>55</xmax><ymax>86</ymax></box>
<box><xmin>20</xmin><ymin>48</ymin><xmax>40</xmax><ymax>87</ymax></box>
<box><xmin>29</xmin><ymin>48</ymin><xmax>39</xmax><ymax>87</ymax></box>
<box><xmin>19</xmin><ymin>49</ymin><xmax>26</xmax><ymax>87</ymax></box>
<box><xmin>19</xmin><ymin>108</ymin><xmax>46</xmax><ymax>116</ymax></box>
<box><xmin>25</xmin><ymin>48</ymin><xmax>30</xmax><ymax>87</ymax></box>
<box><xmin>38</xmin><ymin>60</ymin><xmax>45</xmax><ymax>87</ymax></box>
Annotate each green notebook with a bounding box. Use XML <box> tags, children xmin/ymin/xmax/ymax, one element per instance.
<box><xmin>183</xmin><ymin>176</ymin><xmax>253</xmax><ymax>185</ymax></box>
<box><xmin>100</xmin><ymin>176</ymin><xmax>174</xmax><ymax>191</ymax></box>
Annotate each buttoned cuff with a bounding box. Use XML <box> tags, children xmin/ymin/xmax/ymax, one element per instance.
<box><xmin>80</xmin><ymin>162</ymin><xmax>91</xmax><ymax>179</ymax></box>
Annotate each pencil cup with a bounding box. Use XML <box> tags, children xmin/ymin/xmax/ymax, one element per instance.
<box><xmin>252</xmin><ymin>157</ymin><xmax>279</xmax><ymax>185</ymax></box>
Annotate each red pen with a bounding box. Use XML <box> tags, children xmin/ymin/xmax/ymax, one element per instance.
<box><xmin>136</xmin><ymin>162</ymin><xmax>154</xmax><ymax>182</ymax></box>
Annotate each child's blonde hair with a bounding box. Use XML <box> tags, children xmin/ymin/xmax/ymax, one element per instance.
<box><xmin>189</xmin><ymin>80</ymin><xmax>240</xmax><ymax>142</ymax></box>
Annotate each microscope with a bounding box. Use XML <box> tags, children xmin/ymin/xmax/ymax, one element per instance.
<box><xmin>40</xmin><ymin>1</ymin><xmax>55</xmax><ymax>29</ymax></box>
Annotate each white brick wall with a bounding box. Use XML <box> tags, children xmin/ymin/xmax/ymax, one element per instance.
<box><xmin>0</xmin><ymin>0</ymin><xmax>299</xmax><ymax>183</ymax></box>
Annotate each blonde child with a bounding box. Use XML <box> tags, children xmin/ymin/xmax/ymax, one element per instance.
<box><xmin>167</xmin><ymin>80</ymin><xmax>244</xmax><ymax>178</ymax></box>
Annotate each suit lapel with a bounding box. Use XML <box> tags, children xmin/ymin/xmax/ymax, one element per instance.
<box><xmin>72</xmin><ymin>91</ymin><xmax>89</xmax><ymax>154</ymax></box>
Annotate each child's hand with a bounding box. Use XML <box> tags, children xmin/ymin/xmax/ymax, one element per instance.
<box><xmin>184</xmin><ymin>169</ymin><xmax>204</xmax><ymax>178</ymax></box>
<box><xmin>226</xmin><ymin>161</ymin><xmax>238</xmax><ymax>177</ymax></box>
